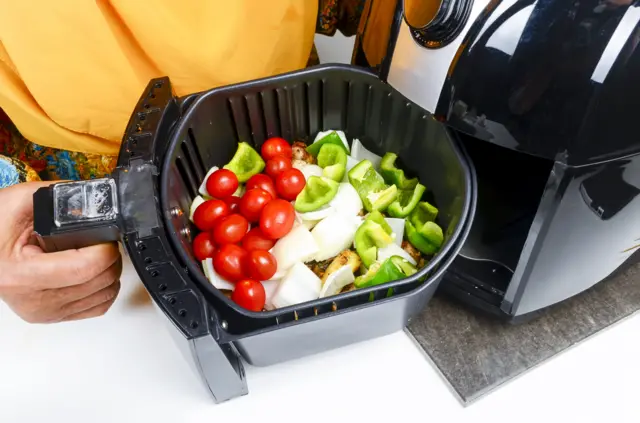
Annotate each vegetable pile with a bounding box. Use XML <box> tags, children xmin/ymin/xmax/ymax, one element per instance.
<box><xmin>189</xmin><ymin>131</ymin><xmax>445</xmax><ymax>312</ymax></box>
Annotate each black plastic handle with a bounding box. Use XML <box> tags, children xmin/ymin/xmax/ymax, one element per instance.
<box><xmin>33</xmin><ymin>178</ymin><xmax>121</xmax><ymax>252</ymax></box>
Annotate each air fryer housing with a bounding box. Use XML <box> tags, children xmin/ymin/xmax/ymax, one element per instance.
<box><xmin>353</xmin><ymin>0</ymin><xmax>640</xmax><ymax>320</ymax></box>
<box><xmin>32</xmin><ymin>65</ymin><xmax>475</xmax><ymax>403</ymax></box>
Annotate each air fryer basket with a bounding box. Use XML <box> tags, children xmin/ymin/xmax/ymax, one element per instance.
<box><xmin>32</xmin><ymin>64</ymin><xmax>476</xmax><ymax>403</ymax></box>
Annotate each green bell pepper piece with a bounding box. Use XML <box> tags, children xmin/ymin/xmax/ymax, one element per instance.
<box><xmin>405</xmin><ymin>220</ymin><xmax>444</xmax><ymax>255</ymax></box>
<box><xmin>365</xmin><ymin>210</ymin><xmax>393</xmax><ymax>234</ymax></box>
<box><xmin>354</xmin><ymin>220</ymin><xmax>394</xmax><ymax>268</ymax></box>
<box><xmin>317</xmin><ymin>143</ymin><xmax>348</xmax><ymax>182</ymax></box>
<box><xmin>223</xmin><ymin>142</ymin><xmax>265</xmax><ymax>182</ymax></box>
<box><xmin>410</xmin><ymin>201</ymin><xmax>439</xmax><ymax>229</ymax></box>
<box><xmin>306</xmin><ymin>131</ymin><xmax>350</xmax><ymax>157</ymax></box>
<box><xmin>354</xmin><ymin>256</ymin><xmax>417</xmax><ymax>288</ymax></box>
<box><xmin>348</xmin><ymin>160</ymin><xmax>398</xmax><ymax>212</ymax></box>
<box><xmin>294</xmin><ymin>176</ymin><xmax>339</xmax><ymax>213</ymax></box>
<box><xmin>388</xmin><ymin>183</ymin><xmax>426</xmax><ymax>218</ymax></box>
<box><xmin>380</xmin><ymin>153</ymin><xmax>418</xmax><ymax>190</ymax></box>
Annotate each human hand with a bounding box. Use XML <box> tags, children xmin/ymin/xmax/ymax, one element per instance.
<box><xmin>0</xmin><ymin>182</ymin><xmax>122</xmax><ymax>323</ymax></box>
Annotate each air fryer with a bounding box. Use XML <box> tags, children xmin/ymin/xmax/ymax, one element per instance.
<box><xmin>31</xmin><ymin>65</ymin><xmax>475</xmax><ymax>403</ymax></box>
<box><xmin>353</xmin><ymin>0</ymin><xmax>640</xmax><ymax>321</ymax></box>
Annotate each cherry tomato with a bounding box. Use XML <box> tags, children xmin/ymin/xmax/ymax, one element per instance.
<box><xmin>261</xmin><ymin>137</ymin><xmax>292</xmax><ymax>161</ymax></box>
<box><xmin>259</xmin><ymin>199</ymin><xmax>295</xmax><ymax>239</ymax></box>
<box><xmin>239</xmin><ymin>188</ymin><xmax>272</xmax><ymax>222</ymax></box>
<box><xmin>192</xmin><ymin>232</ymin><xmax>216</xmax><ymax>261</ymax></box>
<box><xmin>242</xmin><ymin>227</ymin><xmax>276</xmax><ymax>252</ymax></box>
<box><xmin>246</xmin><ymin>174</ymin><xmax>277</xmax><ymax>199</ymax></box>
<box><xmin>232</xmin><ymin>279</ymin><xmax>266</xmax><ymax>312</ymax></box>
<box><xmin>223</xmin><ymin>195</ymin><xmax>241</xmax><ymax>213</ymax></box>
<box><xmin>192</xmin><ymin>199</ymin><xmax>230</xmax><ymax>231</ymax></box>
<box><xmin>275</xmin><ymin>168</ymin><xmax>306</xmax><ymax>201</ymax></box>
<box><xmin>213</xmin><ymin>244</ymin><xmax>247</xmax><ymax>282</ymax></box>
<box><xmin>244</xmin><ymin>250</ymin><xmax>277</xmax><ymax>281</ymax></box>
<box><xmin>213</xmin><ymin>214</ymin><xmax>249</xmax><ymax>245</ymax></box>
<box><xmin>265</xmin><ymin>155</ymin><xmax>292</xmax><ymax>179</ymax></box>
<box><xmin>206</xmin><ymin>169</ymin><xmax>239</xmax><ymax>199</ymax></box>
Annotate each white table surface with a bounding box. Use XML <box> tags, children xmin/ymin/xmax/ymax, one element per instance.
<box><xmin>1</xmin><ymin>254</ymin><xmax>638</xmax><ymax>423</ymax></box>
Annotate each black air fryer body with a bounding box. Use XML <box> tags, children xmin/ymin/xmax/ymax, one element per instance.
<box><xmin>353</xmin><ymin>0</ymin><xmax>640</xmax><ymax>320</ymax></box>
<box><xmin>32</xmin><ymin>65</ymin><xmax>475</xmax><ymax>402</ymax></box>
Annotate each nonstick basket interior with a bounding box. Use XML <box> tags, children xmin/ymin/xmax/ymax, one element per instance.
<box><xmin>160</xmin><ymin>64</ymin><xmax>473</xmax><ymax>335</ymax></box>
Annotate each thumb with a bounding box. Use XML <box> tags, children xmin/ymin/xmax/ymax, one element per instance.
<box><xmin>7</xmin><ymin>242</ymin><xmax>120</xmax><ymax>291</ymax></box>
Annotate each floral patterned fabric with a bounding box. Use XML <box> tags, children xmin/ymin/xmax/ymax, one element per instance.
<box><xmin>0</xmin><ymin>0</ymin><xmax>364</xmax><ymax>189</ymax></box>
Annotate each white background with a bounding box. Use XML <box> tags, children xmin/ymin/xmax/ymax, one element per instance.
<box><xmin>0</xmin><ymin>34</ymin><xmax>638</xmax><ymax>422</ymax></box>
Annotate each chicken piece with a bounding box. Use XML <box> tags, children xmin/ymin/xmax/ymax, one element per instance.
<box><xmin>306</xmin><ymin>259</ymin><xmax>332</xmax><ymax>279</ymax></box>
<box><xmin>322</xmin><ymin>250</ymin><xmax>361</xmax><ymax>283</ymax></box>
<box><xmin>220</xmin><ymin>290</ymin><xmax>233</xmax><ymax>300</ymax></box>
<box><xmin>340</xmin><ymin>283</ymin><xmax>357</xmax><ymax>293</ymax></box>
<box><xmin>402</xmin><ymin>240</ymin><xmax>422</xmax><ymax>265</ymax></box>
<box><xmin>292</xmin><ymin>141</ymin><xmax>315</xmax><ymax>164</ymax></box>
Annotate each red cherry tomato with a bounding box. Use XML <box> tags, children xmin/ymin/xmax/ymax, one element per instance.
<box><xmin>212</xmin><ymin>214</ymin><xmax>249</xmax><ymax>245</ymax></box>
<box><xmin>192</xmin><ymin>199</ymin><xmax>230</xmax><ymax>231</ymax></box>
<box><xmin>261</xmin><ymin>137</ymin><xmax>292</xmax><ymax>161</ymax></box>
<box><xmin>192</xmin><ymin>232</ymin><xmax>216</xmax><ymax>261</ymax></box>
<box><xmin>246</xmin><ymin>174</ymin><xmax>277</xmax><ymax>199</ymax></box>
<box><xmin>244</xmin><ymin>250</ymin><xmax>277</xmax><ymax>281</ymax></box>
<box><xmin>265</xmin><ymin>155</ymin><xmax>292</xmax><ymax>179</ymax></box>
<box><xmin>232</xmin><ymin>279</ymin><xmax>266</xmax><ymax>311</ymax></box>
<box><xmin>239</xmin><ymin>188</ymin><xmax>273</xmax><ymax>222</ymax></box>
<box><xmin>223</xmin><ymin>195</ymin><xmax>241</xmax><ymax>213</ymax></box>
<box><xmin>206</xmin><ymin>169</ymin><xmax>238</xmax><ymax>199</ymax></box>
<box><xmin>275</xmin><ymin>168</ymin><xmax>306</xmax><ymax>201</ymax></box>
<box><xmin>213</xmin><ymin>244</ymin><xmax>247</xmax><ymax>282</ymax></box>
<box><xmin>259</xmin><ymin>199</ymin><xmax>295</xmax><ymax>239</ymax></box>
<box><xmin>242</xmin><ymin>227</ymin><xmax>276</xmax><ymax>252</ymax></box>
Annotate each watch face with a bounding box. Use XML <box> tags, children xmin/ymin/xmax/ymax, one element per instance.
<box><xmin>53</xmin><ymin>178</ymin><xmax>118</xmax><ymax>228</ymax></box>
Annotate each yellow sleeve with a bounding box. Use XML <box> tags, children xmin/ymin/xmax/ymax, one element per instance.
<box><xmin>0</xmin><ymin>0</ymin><xmax>317</xmax><ymax>156</ymax></box>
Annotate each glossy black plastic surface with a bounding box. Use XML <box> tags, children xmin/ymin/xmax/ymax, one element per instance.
<box><xmin>441</xmin><ymin>0</ymin><xmax>640</xmax><ymax>166</ymax></box>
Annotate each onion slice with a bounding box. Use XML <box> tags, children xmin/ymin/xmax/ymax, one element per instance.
<box><xmin>351</xmin><ymin>139</ymin><xmax>382</xmax><ymax>169</ymax></box>
<box><xmin>262</xmin><ymin>280</ymin><xmax>280</xmax><ymax>310</ymax></box>
<box><xmin>271</xmin><ymin>262</ymin><xmax>322</xmax><ymax>309</ymax></box>
<box><xmin>319</xmin><ymin>265</ymin><xmax>355</xmax><ymax>298</ymax></box>
<box><xmin>385</xmin><ymin>218</ymin><xmax>406</xmax><ymax>247</ymax></box>
<box><xmin>293</xmin><ymin>162</ymin><xmax>323</xmax><ymax>181</ymax></box>
<box><xmin>377</xmin><ymin>243</ymin><xmax>417</xmax><ymax>266</ymax></box>
<box><xmin>329</xmin><ymin>183</ymin><xmax>363</xmax><ymax>217</ymax></box>
<box><xmin>311</xmin><ymin>213</ymin><xmax>360</xmax><ymax>262</ymax></box>
<box><xmin>271</xmin><ymin>225</ymin><xmax>320</xmax><ymax>273</ymax></box>
<box><xmin>202</xmin><ymin>258</ymin><xmax>235</xmax><ymax>290</ymax></box>
<box><xmin>296</xmin><ymin>205</ymin><xmax>334</xmax><ymax>221</ymax></box>
<box><xmin>198</xmin><ymin>166</ymin><xmax>219</xmax><ymax>198</ymax></box>
<box><xmin>189</xmin><ymin>195</ymin><xmax>207</xmax><ymax>222</ymax></box>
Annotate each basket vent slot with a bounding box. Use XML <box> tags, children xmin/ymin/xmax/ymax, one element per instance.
<box><xmin>181</xmin><ymin>140</ymin><xmax>204</xmax><ymax>182</ymax></box>
<box><xmin>186</xmin><ymin>128</ymin><xmax>207</xmax><ymax>178</ymax></box>
<box><xmin>176</xmin><ymin>156</ymin><xmax>197</xmax><ymax>199</ymax></box>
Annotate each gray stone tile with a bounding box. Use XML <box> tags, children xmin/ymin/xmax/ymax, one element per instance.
<box><xmin>407</xmin><ymin>261</ymin><xmax>640</xmax><ymax>404</ymax></box>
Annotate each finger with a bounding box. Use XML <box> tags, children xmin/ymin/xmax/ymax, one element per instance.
<box><xmin>5</xmin><ymin>181</ymin><xmax>69</xmax><ymax>219</ymax></box>
<box><xmin>49</xmin><ymin>255</ymin><xmax>123</xmax><ymax>304</ymax></box>
<box><xmin>13</xmin><ymin>243</ymin><xmax>120</xmax><ymax>290</ymax></box>
<box><xmin>59</xmin><ymin>280</ymin><xmax>121</xmax><ymax>319</ymax></box>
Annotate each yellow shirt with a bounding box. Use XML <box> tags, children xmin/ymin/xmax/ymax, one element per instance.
<box><xmin>0</xmin><ymin>0</ymin><xmax>317</xmax><ymax>156</ymax></box>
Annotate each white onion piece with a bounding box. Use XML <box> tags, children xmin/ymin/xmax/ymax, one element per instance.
<box><xmin>233</xmin><ymin>184</ymin><xmax>246</xmax><ymax>197</ymax></box>
<box><xmin>198</xmin><ymin>166</ymin><xmax>219</xmax><ymax>198</ymax></box>
<box><xmin>293</xmin><ymin>162</ymin><xmax>324</xmax><ymax>181</ymax></box>
<box><xmin>189</xmin><ymin>196</ymin><xmax>206</xmax><ymax>222</ymax></box>
<box><xmin>261</xmin><ymin>280</ymin><xmax>280</xmax><ymax>310</ymax></box>
<box><xmin>297</xmin><ymin>205</ymin><xmax>334</xmax><ymax>221</ymax></box>
<box><xmin>271</xmin><ymin>262</ymin><xmax>322</xmax><ymax>309</ymax></box>
<box><xmin>377</xmin><ymin>243</ymin><xmax>417</xmax><ymax>266</ymax></box>
<box><xmin>311</xmin><ymin>213</ymin><xmax>360</xmax><ymax>262</ymax></box>
<box><xmin>343</xmin><ymin>156</ymin><xmax>361</xmax><ymax>182</ymax></box>
<box><xmin>385</xmin><ymin>218</ymin><xmax>406</xmax><ymax>247</ymax></box>
<box><xmin>314</xmin><ymin>130</ymin><xmax>350</xmax><ymax>152</ymax></box>
<box><xmin>202</xmin><ymin>258</ymin><xmax>235</xmax><ymax>290</ymax></box>
<box><xmin>329</xmin><ymin>183</ymin><xmax>363</xmax><ymax>217</ymax></box>
<box><xmin>271</xmin><ymin>225</ymin><xmax>319</xmax><ymax>273</ymax></box>
<box><xmin>319</xmin><ymin>265</ymin><xmax>355</xmax><ymax>298</ymax></box>
<box><xmin>351</xmin><ymin>139</ymin><xmax>382</xmax><ymax>169</ymax></box>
